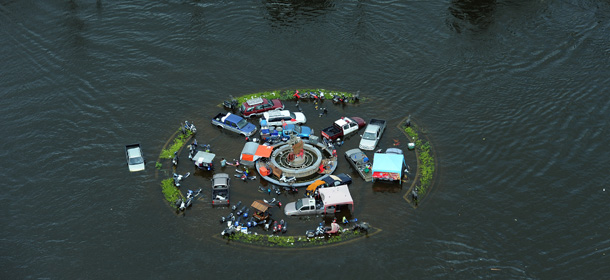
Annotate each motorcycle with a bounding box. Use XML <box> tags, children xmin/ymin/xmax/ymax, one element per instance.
<box><xmin>172</xmin><ymin>152</ymin><xmax>179</xmax><ymax>167</ymax></box>
<box><xmin>279</xmin><ymin>173</ymin><xmax>296</xmax><ymax>183</ymax></box>
<box><xmin>173</xmin><ymin>172</ymin><xmax>190</xmax><ymax>187</ymax></box>
<box><xmin>223</xmin><ymin>95</ymin><xmax>238</xmax><ymax>111</ymax></box>
<box><xmin>264</xmin><ymin>219</ymin><xmax>274</xmax><ymax>231</ymax></box>
<box><xmin>220</xmin><ymin>212</ymin><xmax>234</xmax><ymax>223</ymax></box>
<box><xmin>221</xmin><ymin>227</ymin><xmax>236</xmax><ymax>236</ymax></box>
<box><xmin>184</xmin><ymin>120</ymin><xmax>197</xmax><ymax>134</ymax></box>
<box><xmin>352</xmin><ymin>222</ymin><xmax>370</xmax><ymax>233</ymax></box>
<box><xmin>280</xmin><ymin>219</ymin><xmax>287</xmax><ymax>233</ymax></box>
<box><xmin>236</xmin><ymin>205</ymin><xmax>247</xmax><ymax>216</ymax></box>
<box><xmin>283</xmin><ymin>186</ymin><xmax>298</xmax><ymax>193</ymax></box>
<box><xmin>272</xmin><ymin>220</ymin><xmax>279</xmax><ymax>233</ymax></box>
<box><xmin>231</xmin><ymin>201</ymin><xmax>242</xmax><ymax>211</ymax></box>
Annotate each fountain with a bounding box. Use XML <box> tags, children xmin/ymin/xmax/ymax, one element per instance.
<box><xmin>256</xmin><ymin>136</ymin><xmax>338</xmax><ymax>187</ymax></box>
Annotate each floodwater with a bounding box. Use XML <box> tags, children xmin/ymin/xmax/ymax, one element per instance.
<box><xmin>1</xmin><ymin>0</ymin><xmax>609</xmax><ymax>279</ymax></box>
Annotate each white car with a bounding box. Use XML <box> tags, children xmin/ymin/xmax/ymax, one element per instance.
<box><xmin>261</xmin><ymin>110</ymin><xmax>306</xmax><ymax>127</ymax></box>
<box><xmin>125</xmin><ymin>144</ymin><xmax>145</xmax><ymax>172</ymax></box>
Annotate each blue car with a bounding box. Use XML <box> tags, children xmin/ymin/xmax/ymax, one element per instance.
<box><xmin>211</xmin><ymin>112</ymin><xmax>257</xmax><ymax>137</ymax></box>
<box><xmin>282</xmin><ymin>124</ymin><xmax>313</xmax><ymax>140</ymax></box>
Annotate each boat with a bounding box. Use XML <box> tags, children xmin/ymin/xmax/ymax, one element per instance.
<box><xmin>344</xmin><ymin>148</ymin><xmax>372</xmax><ymax>182</ymax></box>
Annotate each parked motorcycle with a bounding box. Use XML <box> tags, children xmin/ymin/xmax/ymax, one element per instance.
<box><xmin>280</xmin><ymin>174</ymin><xmax>296</xmax><ymax>183</ymax></box>
<box><xmin>223</xmin><ymin>95</ymin><xmax>238</xmax><ymax>111</ymax></box>
<box><xmin>184</xmin><ymin>120</ymin><xmax>197</xmax><ymax>134</ymax></box>
<box><xmin>231</xmin><ymin>201</ymin><xmax>242</xmax><ymax>211</ymax></box>
<box><xmin>173</xmin><ymin>172</ymin><xmax>190</xmax><ymax>187</ymax></box>
<box><xmin>172</xmin><ymin>152</ymin><xmax>179</xmax><ymax>167</ymax></box>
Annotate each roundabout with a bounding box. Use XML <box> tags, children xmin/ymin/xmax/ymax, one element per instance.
<box><xmin>153</xmin><ymin>88</ymin><xmax>438</xmax><ymax>248</ymax></box>
<box><xmin>255</xmin><ymin>136</ymin><xmax>338</xmax><ymax>187</ymax></box>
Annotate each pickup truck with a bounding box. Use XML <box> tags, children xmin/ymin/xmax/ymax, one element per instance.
<box><xmin>284</xmin><ymin>185</ymin><xmax>353</xmax><ymax>216</ymax></box>
<box><xmin>359</xmin><ymin>118</ymin><xmax>386</xmax><ymax>150</ymax></box>
<box><xmin>211</xmin><ymin>173</ymin><xmax>230</xmax><ymax>206</ymax></box>
<box><xmin>125</xmin><ymin>143</ymin><xmax>145</xmax><ymax>172</ymax></box>
<box><xmin>320</xmin><ymin>117</ymin><xmax>366</xmax><ymax>142</ymax></box>
<box><xmin>211</xmin><ymin>112</ymin><xmax>257</xmax><ymax>137</ymax></box>
<box><xmin>284</xmin><ymin>197</ymin><xmax>336</xmax><ymax>216</ymax></box>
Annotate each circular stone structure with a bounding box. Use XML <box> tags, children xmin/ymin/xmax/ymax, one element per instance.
<box><xmin>256</xmin><ymin>137</ymin><xmax>338</xmax><ymax>187</ymax></box>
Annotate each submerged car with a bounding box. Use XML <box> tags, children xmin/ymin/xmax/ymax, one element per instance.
<box><xmin>240</xmin><ymin>97</ymin><xmax>284</xmax><ymax>118</ymax></box>
<box><xmin>282</xmin><ymin>124</ymin><xmax>313</xmax><ymax>139</ymax></box>
<box><xmin>211</xmin><ymin>173</ymin><xmax>230</xmax><ymax>206</ymax></box>
<box><xmin>211</xmin><ymin>112</ymin><xmax>257</xmax><ymax>137</ymax></box>
<box><xmin>125</xmin><ymin>143</ymin><xmax>145</xmax><ymax>172</ymax></box>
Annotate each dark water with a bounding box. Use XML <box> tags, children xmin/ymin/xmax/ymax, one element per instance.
<box><xmin>2</xmin><ymin>0</ymin><xmax>610</xmax><ymax>278</ymax></box>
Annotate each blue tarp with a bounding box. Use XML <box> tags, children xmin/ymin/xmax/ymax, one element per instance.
<box><xmin>371</xmin><ymin>152</ymin><xmax>404</xmax><ymax>175</ymax></box>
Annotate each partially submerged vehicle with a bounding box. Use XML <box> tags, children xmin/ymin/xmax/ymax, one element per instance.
<box><xmin>211</xmin><ymin>173</ymin><xmax>230</xmax><ymax>206</ymax></box>
<box><xmin>359</xmin><ymin>118</ymin><xmax>386</xmax><ymax>151</ymax></box>
<box><xmin>282</xmin><ymin>124</ymin><xmax>313</xmax><ymax>140</ymax></box>
<box><xmin>212</xmin><ymin>112</ymin><xmax>257</xmax><ymax>137</ymax></box>
<box><xmin>284</xmin><ymin>185</ymin><xmax>353</xmax><ymax>216</ymax></box>
<box><xmin>261</xmin><ymin>110</ymin><xmax>306</xmax><ymax>127</ymax></box>
<box><xmin>125</xmin><ymin>143</ymin><xmax>145</xmax><ymax>172</ymax></box>
<box><xmin>321</xmin><ymin>117</ymin><xmax>366</xmax><ymax>142</ymax></box>
<box><xmin>305</xmin><ymin>173</ymin><xmax>353</xmax><ymax>197</ymax></box>
<box><xmin>344</xmin><ymin>148</ymin><xmax>372</xmax><ymax>182</ymax></box>
<box><xmin>240</xmin><ymin>97</ymin><xmax>284</xmax><ymax>118</ymax></box>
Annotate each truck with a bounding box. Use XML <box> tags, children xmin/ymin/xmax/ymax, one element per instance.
<box><xmin>125</xmin><ymin>143</ymin><xmax>145</xmax><ymax>172</ymax></box>
<box><xmin>211</xmin><ymin>173</ymin><xmax>230</xmax><ymax>206</ymax></box>
<box><xmin>359</xmin><ymin>118</ymin><xmax>387</xmax><ymax>150</ymax></box>
<box><xmin>284</xmin><ymin>185</ymin><xmax>353</xmax><ymax>216</ymax></box>
<box><xmin>320</xmin><ymin>117</ymin><xmax>366</xmax><ymax>142</ymax></box>
<box><xmin>211</xmin><ymin>112</ymin><xmax>257</xmax><ymax>137</ymax></box>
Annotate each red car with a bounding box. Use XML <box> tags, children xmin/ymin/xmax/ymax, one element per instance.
<box><xmin>240</xmin><ymin>97</ymin><xmax>284</xmax><ymax>118</ymax></box>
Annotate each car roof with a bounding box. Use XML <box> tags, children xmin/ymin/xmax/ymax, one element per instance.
<box><xmin>265</xmin><ymin>110</ymin><xmax>290</xmax><ymax>117</ymax></box>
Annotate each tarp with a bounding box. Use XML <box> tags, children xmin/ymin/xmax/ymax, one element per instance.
<box><xmin>255</xmin><ymin>145</ymin><xmax>273</xmax><ymax>158</ymax></box>
<box><xmin>319</xmin><ymin>184</ymin><xmax>354</xmax><ymax>211</ymax></box>
<box><xmin>240</xmin><ymin>142</ymin><xmax>260</xmax><ymax>163</ymax></box>
<box><xmin>241</xmin><ymin>142</ymin><xmax>273</xmax><ymax>164</ymax></box>
<box><xmin>371</xmin><ymin>152</ymin><xmax>404</xmax><ymax>180</ymax></box>
<box><xmin>305</xmin><ymin>180</ymin><xmax>326</xmax><ymax>196</ymax></box>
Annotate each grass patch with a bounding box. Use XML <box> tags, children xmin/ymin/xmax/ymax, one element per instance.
<box><xmin>160</xmin><ymin>129</ymin><xmax>192</xmax><ymax>159</ymax></box>
<box><xmin>225</xmin><ymin>229</ymin><xmax>366</xmax><ymax>248</ymax></box>
<box><xmin>161</xmin><ymin>178</ymin><xmax>182</xmax><ymax>205</ymax></box>
<box><xmin>233</xmin><ymin>88</ymin><xmax>362</xmax><ymax>104</ymax></box>
<box><xmin>404</xmin><ymin>125</ymin><xmax>435</xmax><ymax>195</ymax></box>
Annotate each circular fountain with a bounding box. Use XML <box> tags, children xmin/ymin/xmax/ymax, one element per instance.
<box><xmin>256</xmin><ymin>137</ymin><xmax>338</xmax><ymax>187</ymax></box>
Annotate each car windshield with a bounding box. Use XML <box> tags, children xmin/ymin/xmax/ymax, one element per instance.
<box><xmin>294</xmin><ymin>126</ymin><xmax>302</xmax><ymax>133</ymax></box>
<box><xmin>236</xmin><ymin>118</ymin><xmax>249</xmax><ymax>129</ymax></box>
<box><xmin>129</xmin><ymin>157</ymin><xmax>143</xmax><ymax>165</ymax></box>
<box><xmin>362</xmin><ymin>132</ymin><xmax>376</xmax><ymax>140</ymax></box>
<box><xmin>295</xmin><ymin>199</ymin><xmax>303</xmax><ymax>210</ymax></box>
<box><xmin>289</xmin><ymin>112</ymin><xmax>296</xmax><ymax>119</ymax></box>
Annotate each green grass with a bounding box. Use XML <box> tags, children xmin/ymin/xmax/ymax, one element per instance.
<box><xmin>225</xmin><ymin>229</ymin><xmax>365</xmax><ymax>247</ymax></box>
<box><xmin>232</xmin><ymin>88</ymin><xmax>361</xmax><ymax>104</ymax></box>
<box><xmin>404</xmin><ymin>126</ymin><xmax>435</xmax><ymax>195</ymax></box>
<box><xmin>161</xmin><ymin>178</ymin><xmax>182</xmax><ymax>205</ymax></box>
<box><xmin>160</xmin><ymin>129</ymin><xmax>192</xmax><ymax>159</ymax></box>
